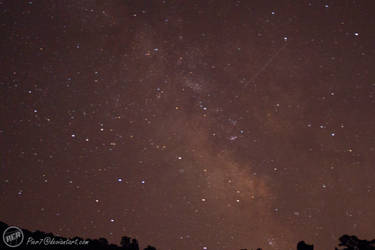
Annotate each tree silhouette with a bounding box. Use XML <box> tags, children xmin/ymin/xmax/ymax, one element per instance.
<box><xmin>335</xmin><ymin>235</ymin><xmax>375</xmax><ymax>250</ymax></box>
<box><xmin>144</xmin><ymin>246</ymin><xmax>157</xmax><ymax>250</ymax></box>
<box><xmin>1</xmin><ymin>220</ymin><xmax>375</xmax><ymax>250</ymax></box>
<box><xmin>297</xmin><ymin>241</ymin><xmax>314</xmax><ymax>250</ymax></box>
<box><xmin>120</xmin><ymin>236</ymin><xmax>131</xmax><ymax>248</ymax></box>
<box><xmin>130</xmin><ymin>239</ymin><xmax>139</xmax><ymax>250</ymax></box>
<box><xmin>0</xmin><ymin>221</ymin><xmax>154</xmax><ymax>250</ymax></box>
<box><xmin>98</xmin><ymin>237</ymin><xmax>108</xmax><ymax>245</ymax></box>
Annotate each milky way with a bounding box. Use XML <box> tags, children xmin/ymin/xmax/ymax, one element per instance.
<box><xmin>1</xmin><ymin>1</ymin><xmax>375</xmax><ymax>249</ymax></box>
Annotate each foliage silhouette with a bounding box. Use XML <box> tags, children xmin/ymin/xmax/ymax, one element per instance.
<box><xmin>1</xmin><ymin>221</ymin><xmax>374</xmax><ymax>249</ymax></box>
<box><xmin>0</xmin><ymin>221</ymin><xmax>154</xmax><ymax>250</ymax></box>
<box><xmin>297</xmin><ymin>241</ymin><xmax>314</xmax><ymax>250</ymax></box>
<box><xmin>335</xmin><ymin>235</ymin><xmax>375</xmax><ymax>250</ymax></box>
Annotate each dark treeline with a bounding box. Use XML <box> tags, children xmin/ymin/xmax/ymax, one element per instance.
<box><xmin>0</xmin><ymin>221</ymin><xmax>155</xmax><ymax>250</ymax></box>
<box><xmin>1</xmin><ymin>221</ymin><xmax>374</xmax><ymax>250</ymax></box>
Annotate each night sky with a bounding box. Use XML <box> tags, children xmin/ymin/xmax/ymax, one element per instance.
<box><xmin>1</xmin><ymin>1</ymin><xmax>375</xmax><ymax>249</ymax></box>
